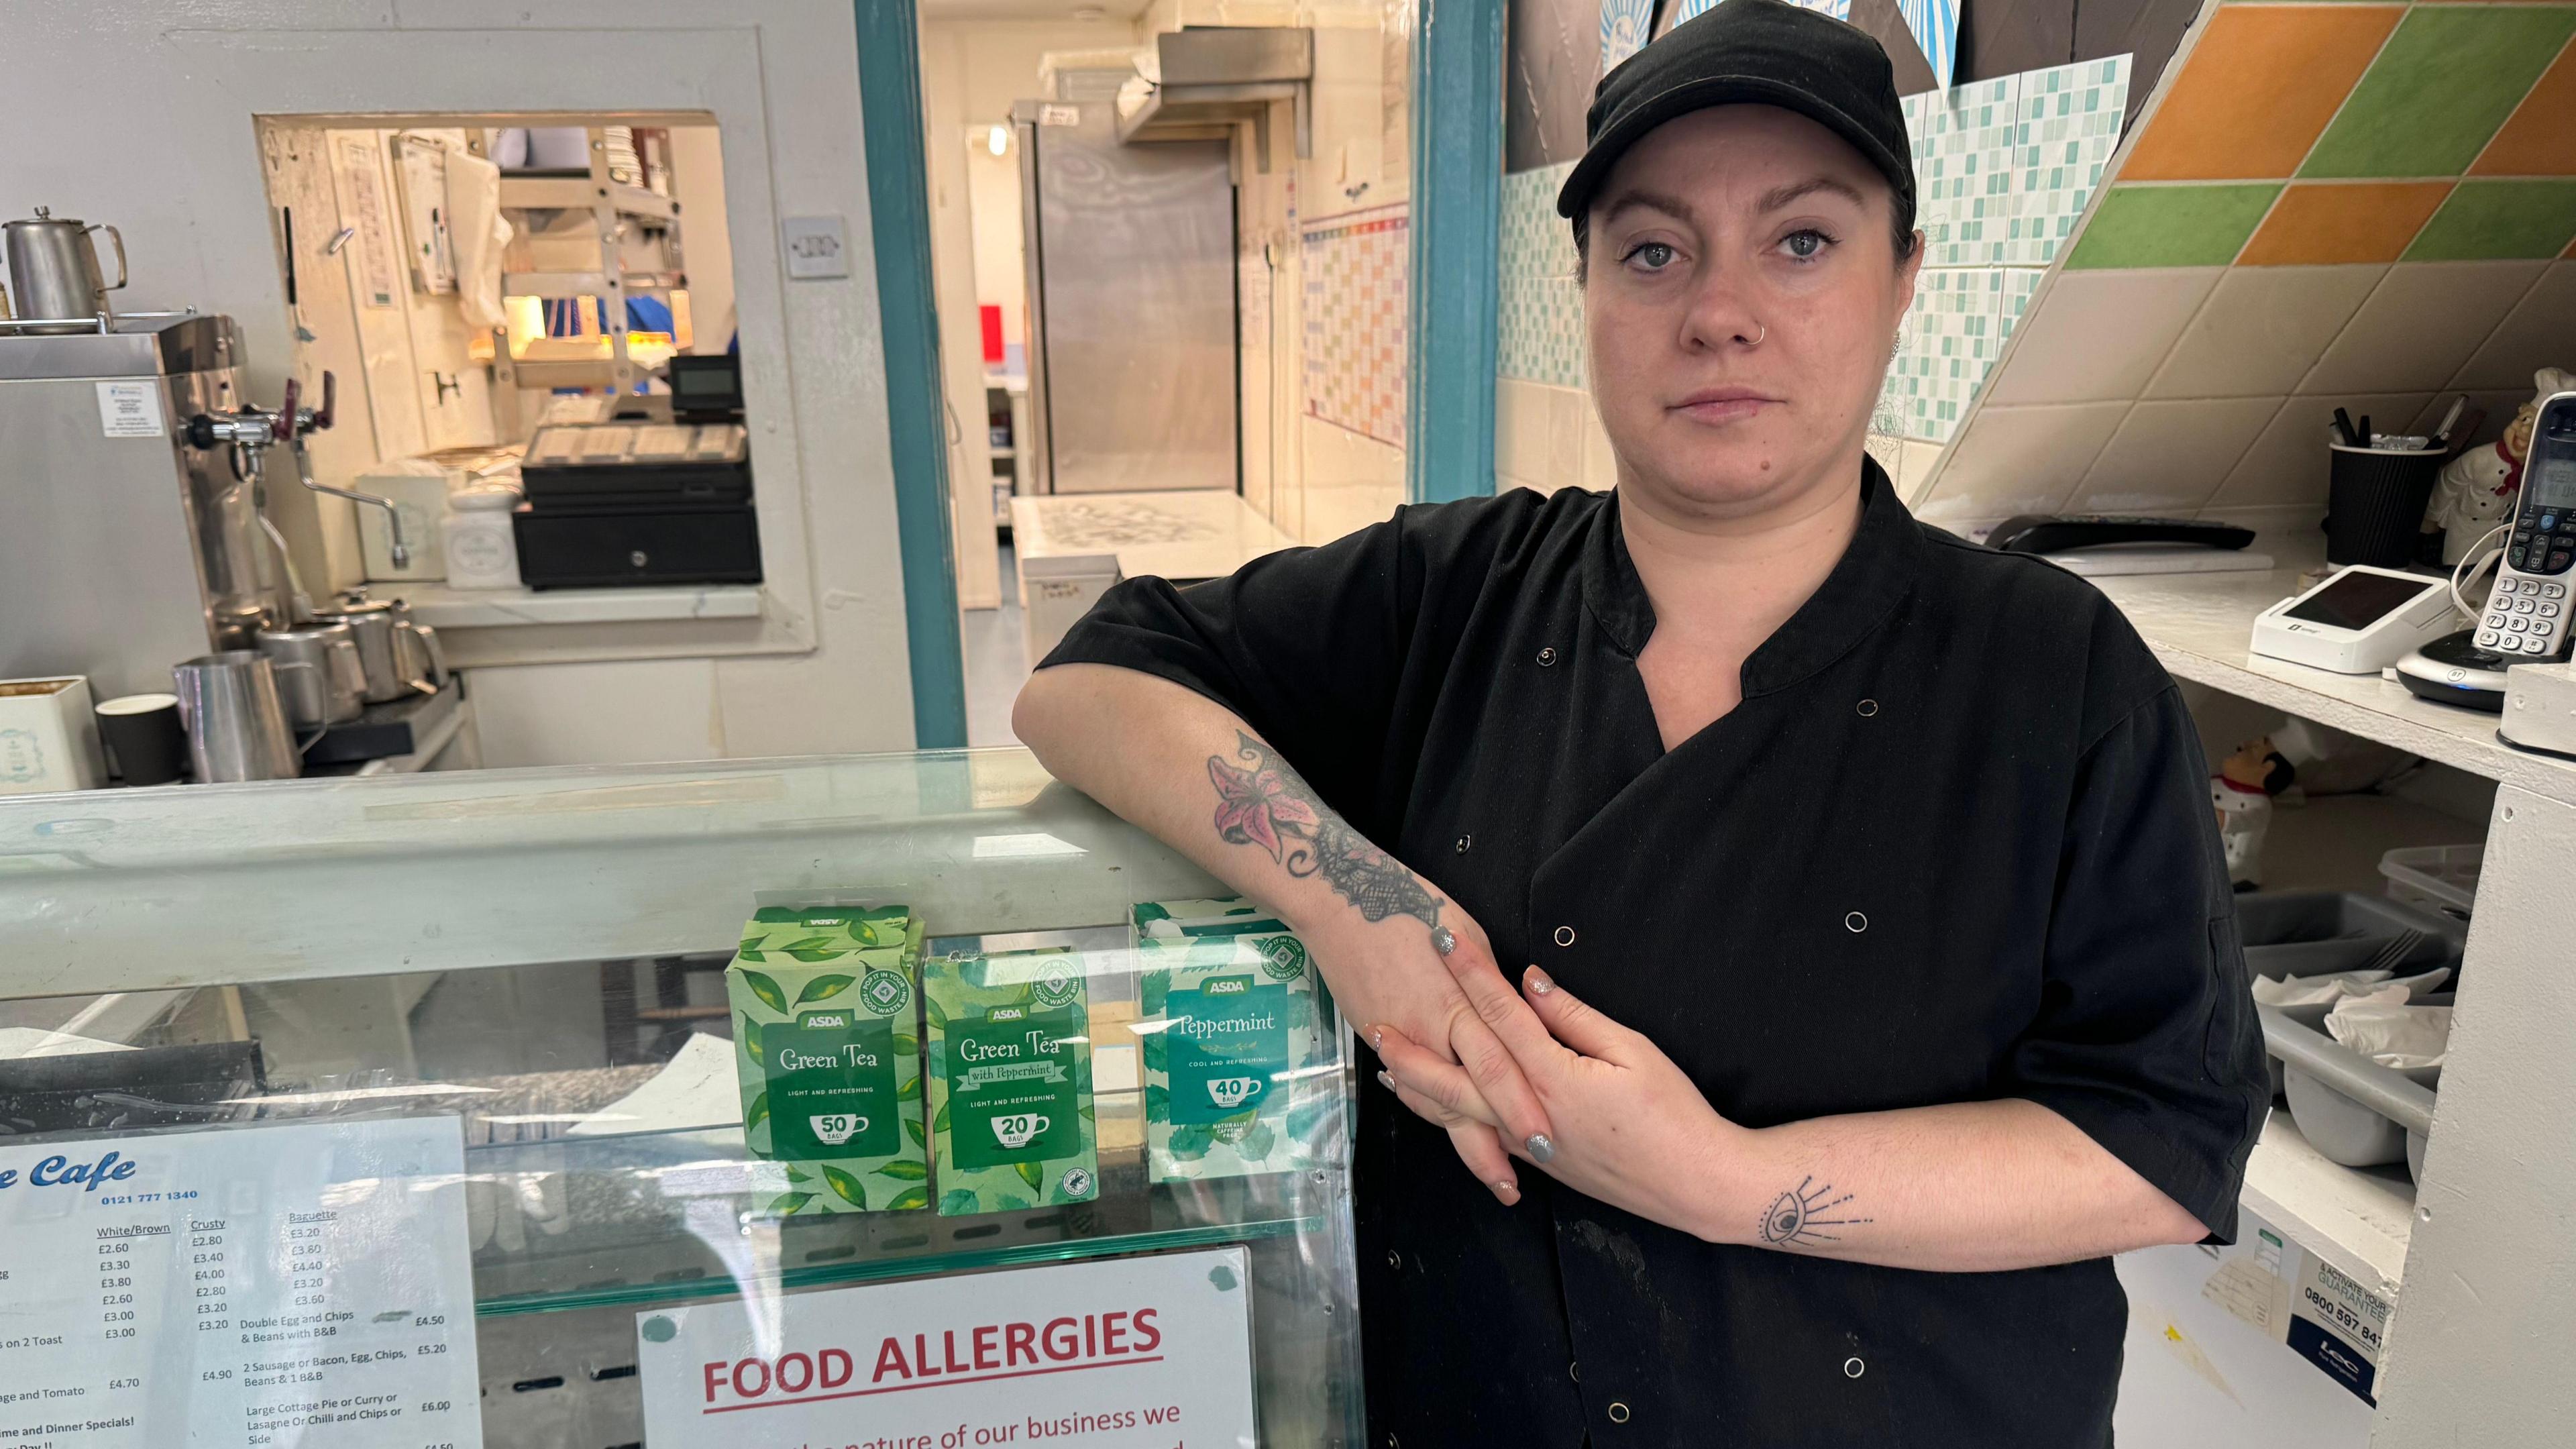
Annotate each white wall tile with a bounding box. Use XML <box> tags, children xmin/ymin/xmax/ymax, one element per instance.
<box><xmin>2451</xmin><ymin>260</ymin><xmax>2576</xmax><ymax>393</ymax></box>
<box><xmin>2207</xmin><ymin>392</ymin><xmax>2433</xmax><ymax>511</ymax></box>
<box><xmin>2296</xmin><ymin>261</ymin><xmax>2549</xmax><ymax>397</ymax></box>
<box><xmin>2145</xmin><ymin>266</ymin><xmax>2385</xmax><ymax>400</ymax></box>
<box><xmin>1495</xmin><ymin>377</ymin><xmax>1548</xmax><ymax>481</ymax></box>
<box><xmin>1546</xmin><ymin>385</ymin><xmax>1586</xmax><ymax>490</ymax></box>
<box><xmin>1986</xmin><ymin>268</ymin><xmax>2223</xmax><ymax>405</ymax></box>
<box><xmin>2072</xmin><ymin>397</ymin><xmax>2282</xmax><ymax>514</ymax></box>
<box><xmin>1911</xmin><ymin>401</ymin><xmax>2130</xmax><ymax>524</ymax></box>
<box><xmin>1899</xmin><ymin>439</ymin><xmax>1949</xmax><ymax>505</ymax></box>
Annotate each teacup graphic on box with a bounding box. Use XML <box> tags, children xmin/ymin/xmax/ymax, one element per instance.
<box><xmin>1206</xmin><ymin>1076</ymin><xmax>1265</xmax><ymax>1110</ymax></box>
<box><xmin>991</xmin><ymin>1113</ymin><xmax>1051</xmax><ymax>1150</ymax></box>
<box><xmin>809</xmin><ymin>1114</ymin><xmax>868</xmax><ymax>1147</ymax></box>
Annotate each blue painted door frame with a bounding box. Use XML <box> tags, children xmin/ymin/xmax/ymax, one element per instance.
<box><xmin>1405</xmin><ymin>0</ymin><xmax>1507</xmax><ymax>506</ymax></box>
<box><xmin>854</xmin><ymin>0</ymin><xmax>969</xmax><ymax>748</ymax></box>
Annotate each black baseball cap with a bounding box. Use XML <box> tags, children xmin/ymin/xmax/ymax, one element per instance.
<box><xmin>1556</xmin><ymin>0</ymin><xmax>1915</xmax><ymax>226</ymax></box>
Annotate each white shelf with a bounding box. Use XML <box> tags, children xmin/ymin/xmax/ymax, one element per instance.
<box><xmin>2094</xmin><ymin>544</ymin><xmax>2576</xmax><ymax>808</ymax></box>
<box><xmin>395</xmin><ymin>582</ymin><xmax>763</xmax><ymax>630</ymax></box>
<box><xmin>496</xmin><ymin>174</ymin><xmax>676</xmax><ymax>220</ymax></box>
<box><xmin>2242</xmin><ymin>1112</ymin><xmax>2415</xmax><ymax>1301</ymax></box>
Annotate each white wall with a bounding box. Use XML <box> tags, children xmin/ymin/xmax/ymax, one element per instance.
<box><xmin>5</xmin><ymin>0</ymin><xmax>921</xmax><ymax>766</ymax></box>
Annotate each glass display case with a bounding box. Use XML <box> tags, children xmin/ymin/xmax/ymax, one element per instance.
<box><xmin>0</xmin><ymin>751</ymin><xmax>1362</xmax><ymax>1449</ymax></box>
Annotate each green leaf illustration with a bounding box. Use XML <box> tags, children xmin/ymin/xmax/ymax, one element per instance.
<box><xmin>891</xmin><ymin>1032</ymin><xmax>918</xmax><ymax>1055</ymax></box>
<box><xmin>896</xmin><ymin>1073</ymin><xmax>922</xmax><ymax>1101</ymax></box>
<box><xmin>741</xmin><ymin>971</ymin><xmax>789</xmax><ymax>1014</ymax></box>
<box><xmin>745</xmin><ymin>1091</ymin><xmax>770</xmax><ymax>1135</ymax></box>
<box><xmin>1144</xmin><ymin>1083</ymin><xmax>1171</xmax><ymax>1118</ymax></box>
<box><xmin>795</xmin><ymin>974</ymin><xmax>857</xmax><ymax>1006</ymax></box>
<box><xmin>905</xmin><ymin>1116</ymin><xmax>928</xmax><ymax>1148</ymax></box>
<box><xmin>877</xmin><ymin>1158</ymin><xmax>928</xmax><ymax>1181</ymax></box>
<box><xmin>1142</xmin><ymin>1034</ymin><xmax>1169</xmax><ymax>1073</ymax></box>
<box><xmin>1134</xmin><ymin>902</ymin><xmax>1171</xmax><ymax>923</ymax></box>
<box><xmin>933</xmin><ymin>1098</ymin><xmax>951</xmax><ymax>1134</ymax></box>
<box><xmin>1014</xmin><ymin>1161</ymin><xmax>1043</xmax><ymax>1193</ymax></box>
<box><xmin>886</xmin><ymin>1185</ymin><xmax>930</xmax><ymax>1212</ymax></box>
<box><xmin>940</xmin><ymin>1189</ymin><xmax>981</xmax><ymax>1216</ymax></box>
<box><xmin>853</xmin><ymin>920</ymin><xmax>881</xmax><ymax>946</ymax></box>
<box><xmin>924</xmin><ymin>994</ymin><xmax>949</xmax><ymax>1028</ymax></box>
<box><xmin>1170</xmin><ymin>1124</ymin><xmax>1215</xmax><ymax>1161</ymax></box>
<box><xmin>1077</xmin><ymin>1102</ymin><xmax>1095</xmax><ymax>1122</ymax></box>
<box><xmin>821</xmin><ymin>1165</ymin><xmax>869</xmax><ymax>1210</ymax></box>
<box><xmin>780</xmin><ymin>935</ymin><xmax>836</xmax><ymax>953</ymax></box>
<box><xmin>765</xmin><ymin>1191</ymin><xmax>815</xmax><ymax>1217</ymax></box>
<box><xmin>735</xmin><ymin>941</ymin><xmax>767</xmax><ymax>962</ymax></box>
<box><xmin>994</xmin><ymin>1193</ymin><xmax>1032</xmax><ymax>1212</ymax></box>
<box><xmin>739</xmin><ymin>1016</ymin><xmax>764</xmax><ymax>1061</ymax></box>
<box><xmin>1240</xmin><ymin>1122</ymin><xmax>1279</xmax><ymax>1161</ymax></box>
<box><xmin>1285</xmin><ymin>1095</ymin><xmax>1334</xmax><ymax>1146</ymax></box>
<box><xmin>786</xmin><ymin>1165</ymin><xmax>814</xmax><ymax>1183</ymax></box>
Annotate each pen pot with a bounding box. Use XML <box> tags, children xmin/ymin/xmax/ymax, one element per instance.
<box><xmin>2325</xmin><ymin>443</ymin><xmax>2445</xmax><ymax>568</ymax></box>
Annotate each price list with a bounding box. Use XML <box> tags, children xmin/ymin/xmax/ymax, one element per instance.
<box><xmin>0</xmin><ymin>1118</ymin><xmax>482</xmax><ymax>1448</ymax></box>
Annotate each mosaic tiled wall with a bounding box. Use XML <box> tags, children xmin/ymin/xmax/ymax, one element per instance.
<box><xmin>1915</xmin><ymin>1</ymin><xmax>2576</xmax><ymax>526</ymax></box>
<box><xmin>1882</xmin><ymin>56</ymin><xmax>2129</xmax><ymax>442</ymax></box>
<box><xmin>1301</xmin><ymin>202</ymin><xmax>1411</xmax><ymax>447</ymax></box>
<box><xmin>1493</xmin><ymin>55</ymin><xmax>2129</xmax><ymax>448</ymax></box>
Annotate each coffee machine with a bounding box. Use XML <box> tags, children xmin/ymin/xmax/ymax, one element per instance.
<box><xmin>0</xmin><ymin>311</ymin><xmax>410</xmax><ymax>700</ymax></box>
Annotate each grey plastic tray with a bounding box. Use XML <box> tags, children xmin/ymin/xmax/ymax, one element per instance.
<box><xmin>2259</xmin><ymin>1004</ymin><xmax>2440</xmax><ymax>1175</ymax></box>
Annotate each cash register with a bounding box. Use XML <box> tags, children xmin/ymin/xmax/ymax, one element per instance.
<box><xmin>513</xmin><ymin>354</ymin><xmax>762</xmax><ymax>589</ymax></box>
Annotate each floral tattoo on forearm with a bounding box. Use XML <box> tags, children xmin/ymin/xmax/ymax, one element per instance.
<box><xmin>1207</xmin><ymin>732</ymin><xmax>1443</xmax><ymax>927</ymax></box>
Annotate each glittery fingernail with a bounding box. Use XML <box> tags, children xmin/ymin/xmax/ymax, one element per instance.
<box><xmin>1525</xmin><ymin>967</ymin><xmax>1555</xmax><ymax>995</ymax></box>
<box><xmin>1494</xmin><ymin>1179</ymin><xmax>1518</xmax><ymax>1201</ymax></box>
<box><xmin>1430</xmin><ymin>926</ymin><xmax>1456</xmax><ymax>957</ymax></box>
<box><xmin>1370</xmin><ymin>1026</ymin><xmax>1385</xmax><ymax>1051</ymax></box>
<box><xmin>1525</xmin><ymin>1133</ymin><xmax>1556</xmax><ymax>1164</ymax></box>
<box><xmin>1375</xmin><ymin>1070</ymin><xmax>1395</xmax><ymax>1091</ymax></box>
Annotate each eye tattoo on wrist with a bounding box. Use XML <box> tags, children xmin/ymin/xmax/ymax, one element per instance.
<box><xmin>1758</xmin><ymin>1176</ymin><xmax>1870</xmax><ymax>1249</ymax></box>
<box><xmin>1207</xmin><ymin>732</ymin><xmax>1444</xmax><ymax>927</ymax></box>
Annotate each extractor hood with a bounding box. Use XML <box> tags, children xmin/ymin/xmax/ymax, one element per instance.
<box><xmin>1116</xmin><ymin>26</ymin><xmax>1313</xmax><ymax>169</ymax></box>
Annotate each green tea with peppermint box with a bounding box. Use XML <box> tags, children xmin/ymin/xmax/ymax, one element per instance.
<box><xmin>727</xmin><ymin>905</ymin><xmax>928</xmax><ymax>1216</ymax></box>
<box><xmin>925</xmin><ymin>946</ymin><xmax>1100</xmax><ymax>1215</ymax></box>
<box><xmin>1134</xmin><ymin>897</ymin><xmax>1339</xmax><ymax>1182</ymax></box>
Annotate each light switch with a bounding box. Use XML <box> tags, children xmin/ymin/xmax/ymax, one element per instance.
<box><xmin>781</xmin><ymin>215</ymin><xmax>851</xmax><ymax>280</ymax></box>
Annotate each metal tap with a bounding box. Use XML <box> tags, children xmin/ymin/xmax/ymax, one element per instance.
<box><xmin>186</xmin><ymin>371</ymin><xmax>411</xmax><ymax>567</ymax></box>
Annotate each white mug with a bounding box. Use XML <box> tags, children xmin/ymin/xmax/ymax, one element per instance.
<box><xmin>810</xmin><ymin>1114</ymin><xmax>865</xmax><ymax>1146</ymax></box>
<box><xmin>1207</xmin><ymin>1076</ymin><xmax>1265</xmax><ymax>1110</ymax></box>
<box><xmin>991</xmin><ymin>1113</ymin><xmax>1051</xmax><ymax>1149</ymax></box>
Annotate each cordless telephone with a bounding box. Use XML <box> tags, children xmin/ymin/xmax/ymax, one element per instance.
<box><xmin>2475</xmin><ymin>390</ymin><xmax>2576</xmax><ymax>661</ymax></box>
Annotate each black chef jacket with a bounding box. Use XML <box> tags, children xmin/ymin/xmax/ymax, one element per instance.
<box><xmin>1042</xmin><ymin>460</ymin><xmax>2269</xmax><ymax>1448</ymax></box>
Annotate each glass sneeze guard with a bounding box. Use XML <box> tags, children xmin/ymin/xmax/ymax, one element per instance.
<box><xmin>0</xmin><ymin>749</ymin><xmax>1364</xmax><ymax>1449</ymax></box>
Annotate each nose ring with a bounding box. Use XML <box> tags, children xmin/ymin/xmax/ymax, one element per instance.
<box><xmin>1745</xmin><ymin>321</ymin><xmax>1767</xmax><ymax>348</ymax></box>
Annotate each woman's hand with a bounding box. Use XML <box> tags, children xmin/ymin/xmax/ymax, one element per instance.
<box><xmin>1373</xmin><ymin>960</ymin><xmax>1753</xmax><ymax>1240</ymax></box>
<box><xmin>1303</xmin><ymin>906</ymin><xmax>1556</xmax><ymax>1205</ymax></box>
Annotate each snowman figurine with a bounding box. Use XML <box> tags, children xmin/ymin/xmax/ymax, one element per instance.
<box><xmin>2430</xmin><ymin>367</ymin><xmax>2575</xmax><ymax>564</ymax></box>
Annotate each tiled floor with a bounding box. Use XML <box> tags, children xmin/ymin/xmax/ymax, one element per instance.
<box><xmin>961</xmin><ymin>545</ymin><xmax>1029</xmax><ymax>749</ymax></box>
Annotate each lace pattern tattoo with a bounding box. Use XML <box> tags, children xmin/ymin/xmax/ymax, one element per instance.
<box><xmin>1207</xmin><ymin>733</ymin><xmax>1444</xmax><ymax>927</ymax></box>
<box><xmin>1757</xmin><ymin>1176</ymin><xmax>1871</xmax><ymax>1249</ymax></box>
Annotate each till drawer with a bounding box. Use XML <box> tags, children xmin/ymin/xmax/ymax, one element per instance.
<box><xmin>512</xmin><ymin>506</ymin><xmax>764</xmax><ymax>590</ymax></box>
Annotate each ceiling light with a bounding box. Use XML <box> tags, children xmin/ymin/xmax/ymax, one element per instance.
<box><xmin>987</xmin><ymin>124</ymin><xmax>1010</xmax><ymax>156</ymax></box>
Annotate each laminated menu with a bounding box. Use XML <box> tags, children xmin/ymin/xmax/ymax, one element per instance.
<box><xmin>728</xmin><ymin>904</ymin><xmax>930</xmax><ymax>1216</ymax></box>
<box><xmin>926</xmin><ymin>947</ymin><xmax>1101</xmax><ymax>1214</ymax></box>
<box><xmin>1134</xmin><ymin>896</ymin><xmax>1339</xmax><ymax>1182</ymax></box>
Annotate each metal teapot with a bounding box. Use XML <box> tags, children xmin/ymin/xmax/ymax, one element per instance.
<box><xmin>1</xmin><ymin>206</ymin><xmax>126</xmax><ymax>333</ymax></box>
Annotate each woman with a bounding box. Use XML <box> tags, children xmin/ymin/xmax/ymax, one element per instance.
<box><xmin>1016</xmin><ymin>2</ymin><xmax>2267</xmax><ymax>1442</ymax></box>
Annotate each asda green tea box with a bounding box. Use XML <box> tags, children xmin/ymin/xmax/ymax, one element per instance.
<box><xmin>926</xmin><ymin>947</ymin><xmax>1100</xmax><ymax>1214</ymax></box>
<box><xmin>728</xmin><ymin>908</ymin><xmax>928</xmax><ymax>1216</ymax></box>
<box><xmin>1135</xmin><ymin>901</ymin><xmax>1338</xmax><ymax>1182</ymax></box>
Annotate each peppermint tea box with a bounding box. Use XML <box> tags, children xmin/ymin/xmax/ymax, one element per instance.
<box><xmin>728</xmin><ymin>906</ymin><xmax>929</xmax><ymax>1216</ymax></box>
<box><xmin>1134</xmin><ymin>898</ymin><xmax>1338</xmax><ymax>1182</ymax></box>
<box><xmin>925</xmin><ymin>946</ymin><xmax>1101</xmax><ymax>1214</ymax></box>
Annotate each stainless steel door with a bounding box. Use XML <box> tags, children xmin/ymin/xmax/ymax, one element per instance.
<box><xmin>1024</xmin><ymin>104</ymin><xmax>1237</xmax><ymax>493</ymax></box>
